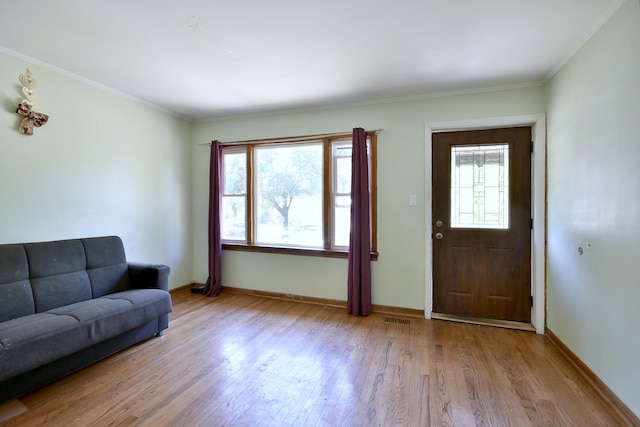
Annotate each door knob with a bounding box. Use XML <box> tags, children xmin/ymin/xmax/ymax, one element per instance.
<box><xmin>435</xmin><ymin>232</ymin><xmax>443</xmax><ymax>240</ymax></box>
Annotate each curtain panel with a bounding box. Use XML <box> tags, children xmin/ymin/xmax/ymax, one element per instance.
<box><xmin>204</xmin><ymin>140</ymin><xmax>222</xmax><ymax>297</ymax></box>
<box><xmin>347</xmin><ymin>128</ymin><xmax>372</xmax><ymax>316</ymax></box>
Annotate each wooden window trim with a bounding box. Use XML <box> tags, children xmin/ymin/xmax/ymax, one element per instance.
<box><xmin>221</xmin><ymin>132</ymin><xmax>378</xmax><ymax>259</ymax></box>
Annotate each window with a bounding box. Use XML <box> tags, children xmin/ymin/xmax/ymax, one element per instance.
<box><xmin>220</xmin><ymin>132</ymin><xmax>377</xmax><ymax>259</ymax></box>
<box><xmin>450</xmin><ymin>144</ymin><xmax>509</xmax><ymax>229</ymax></box>
<box><xmin>221</xmin><ymin>149</ymin><xmax>247</xmax><ymax>240</ymax></box>
<box><xmin>331</xmin><ymin>141</ymin><xmax>353</xmax><ymax>248</ymax></box>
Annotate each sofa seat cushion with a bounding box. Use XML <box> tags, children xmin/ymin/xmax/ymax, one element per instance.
<box><xmin>102</xmin><ymin>289</ymin><xmax>172</xmax><ymax>321</ymax></box>
<box><xmin>47</xmin><ymin>289</ymin><xmax>171</xmax><ymax>345</ymax></box>
<box><xmin>46</xmin><ymin>298</ymin><xmax>138</xmax><ymax>344</ymax></box>
<box><xmin>0</xmin><ymin>313</ymin><xmax>81</xmax><ymax>382</ymax></box>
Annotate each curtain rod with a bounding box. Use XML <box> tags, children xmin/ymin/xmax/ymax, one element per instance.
<box><xmin>197</xmin><ymin>128</ymin><xmax>383</xmax><ymax>146</ymax></box>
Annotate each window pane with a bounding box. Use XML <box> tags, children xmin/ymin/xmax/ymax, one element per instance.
<box><xmin>223</xmin><ymin>152</ymin><xmax>246</xmax><ymax>195</ymax></box>
<box><xmin>333</xmin><ymin>144</ymin><xmax>352</xmax><ymax>157</ymax></box>
<box><xmin>222</xmin><ymin>196</ymin><xmax>246</xmax><ymax>240</ymax></box>
<box><xmin>254</xmin><ymin>143</ymin><xmax>323</xmax><ymax>248</ymax></box>
<box><xmin>335</xmin><ymin>157</ymin><xmax>351</xmax><ymax>194</ymax></box>
<box><xmin>333</xmin><ymin>140</ymin><xmax>353</xmax><ymax>195</ymax></box>
<box><xmin>333</xmin><ymin>195</ymin><xmax>351</xmax><ymax>247</ymax></box>
<box><xmin>451</xmin><ymin>144</ymin><xmax>509</xmax><ymax>229</ymax></box>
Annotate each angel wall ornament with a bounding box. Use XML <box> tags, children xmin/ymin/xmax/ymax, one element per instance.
<box><xmin>16</xmin><ymin>100</ymin><xmax>49</xmax><ymax>135</ymax></box>
<box><xmin>15</xmin><ymin>69</ymin><xmax>49</xmax><ymax>135</ymax></box>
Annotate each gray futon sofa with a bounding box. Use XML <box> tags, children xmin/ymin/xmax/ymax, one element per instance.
<box><xmin>0</xmin><ymin>236</ymin><xmax>172</xmax><ymax>403</ymax></box>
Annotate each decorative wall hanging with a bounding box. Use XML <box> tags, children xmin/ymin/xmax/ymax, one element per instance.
<box><xmin>15</xmin><ymin>69</ymin><xmax>49</xmax><ymax>135</ymax></box>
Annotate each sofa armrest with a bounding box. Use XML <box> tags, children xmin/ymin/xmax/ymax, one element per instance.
<box><xmin>128</xmin><ymin>263</ymin><xmax>170</xmax><ymax>291</ymax></box>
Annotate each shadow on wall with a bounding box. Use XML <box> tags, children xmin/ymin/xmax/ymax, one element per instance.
<box><xmin>2</xmin><ymin>84</ymin><xmax>25</xmax><ymax>132</ymax></box>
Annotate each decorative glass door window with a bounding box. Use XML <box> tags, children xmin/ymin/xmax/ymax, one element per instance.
<box><xmin>450</xmin><ymin>144</ymin><xmax>509</xmax><ymax>229</ymax></box>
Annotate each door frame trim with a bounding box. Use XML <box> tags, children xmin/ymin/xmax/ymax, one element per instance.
<box><xmin>425</xmin><ymin>114</ymin><xmax>546</xmax><ymax>334</ymax></box>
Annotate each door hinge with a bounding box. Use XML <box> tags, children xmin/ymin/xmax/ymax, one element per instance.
<box><xmin>531</xmin><ymin>141</ymin><xmax>534</xmax><ymax>153</ymax></box>
<box><xmin>531</xmin><ymin>296</ymin><xmax>534</xmax><ymax>307</ymax></box>
<box><xmin>531</xmin><ymin>218</ymin><xmax>534</xmax><ymax>230</ymax></box>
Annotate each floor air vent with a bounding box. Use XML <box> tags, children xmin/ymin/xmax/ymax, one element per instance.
<box><xmin>384</xmin><ymin>317</ymin><xmax>411</xmax><ymax>325</ymax></box>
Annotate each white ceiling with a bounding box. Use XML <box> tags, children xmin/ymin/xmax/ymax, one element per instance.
<box><xmin>0</xmin><ymin>0</ymin><xmax>624</xmax><ymax>120</ymax></box>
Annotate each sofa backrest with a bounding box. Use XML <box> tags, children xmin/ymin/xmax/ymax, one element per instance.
<box><xmin>82</xmin><ymin>236</ymin><xmax>131</xmax><ymax>297</ymax></box>
<box><xmin>0</xmin><ymin>236</ymin><xmax>132</xmax><ymax>321</ymax></box>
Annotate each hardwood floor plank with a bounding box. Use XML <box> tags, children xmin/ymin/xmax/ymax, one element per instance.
<box><xmin>431</xmin><ymin>344</ymin><xmax>454</xmax><ymax>427</ymax></box>
<box><xmin>2</xmin><ymin>289</ymin><xmax>628</xmax><ymax>426</ymax></box>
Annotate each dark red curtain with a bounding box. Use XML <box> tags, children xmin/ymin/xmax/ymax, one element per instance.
<box><xmin>347</xmin><ymin>128</ymin><xmax>372</xmax><ymax>316</ymax></box>
<box><xmin>203</xmin><ymin>140</ymin><xmax>222</xmax><ymax>297</ymax></box>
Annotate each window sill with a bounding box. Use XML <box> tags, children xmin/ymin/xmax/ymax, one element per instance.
<box><xmin>222</xmin><ymin>243</ymin><xmax>379</xmax><ymax>261</ymax></box>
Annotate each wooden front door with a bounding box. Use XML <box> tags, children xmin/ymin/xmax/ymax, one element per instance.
<box><xmin>432</xmin><ymin>127</ymin><xmax>532</xmax><ymax>323</ymax></box>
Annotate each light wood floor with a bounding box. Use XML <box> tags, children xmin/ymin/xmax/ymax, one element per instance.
<box><xmin>2</xmin><ymin>288</ymin><xmax>623</xmax><ymax>426</ymax></box>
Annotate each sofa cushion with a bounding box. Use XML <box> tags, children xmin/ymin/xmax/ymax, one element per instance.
<box><xmin>30</xmin><ymin>271</ymin><xmax>92</xmax><ymax>313</ymax></box>
<box><xmin>82</xmin><ymin>236</ymin><xmax>126</xmax><ymax>267</ymax></box>
<box><xmin>102</xmin><ymin>289</ymin><xmax>173</xmax><ymax>322</ymax></box>
<box><xmin>46</xmin><ymin>289</ymin><xmax>170</xmax><ymax>344</ymax></box>
<box><xmin>0</xmin><ymin>244</ymin><xmax>29</xmax><ymax>284</ymax></box>
<box><xmin>0</xmin><ymin>245</ymin><xmax>35</xmax><ymax>322</ymax></box>
<box><xmin>0</xmin><ymin>281</ymin><xmax>35</xmax><ymax>323</ymax></box>
<box><xmin>0</xmin><ymin>313</ymin><xmax>81</xmax><ymax>382</ymax></box>
<box><xmin>83</xmin><ymin>236</ymin><xmax>131</xmax><ymax>297</ymax></box>
<box><xmin>87</xmin><ymin>264</ymin><xmax>130</xmax><ymax>298</ymax></box>
<box><xmin>24</xmin><ymin>240</ymin><xmax>86</xmax><ymax>278</ymax></box>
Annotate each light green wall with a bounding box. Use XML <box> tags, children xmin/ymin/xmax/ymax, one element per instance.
<box><xmin>546</xmin><ymin>0</ymin><xmax>640</xmax><ymax>416</ymax></box>
<box><xmin>191</xmin><ymin>86</ymin><xmax>545</xmax><ymax>309</ymax></box>
<box><xmin>0</xmin><ymin>52</ymin><xmax>193</xmax><ymax>289</ymax></box>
